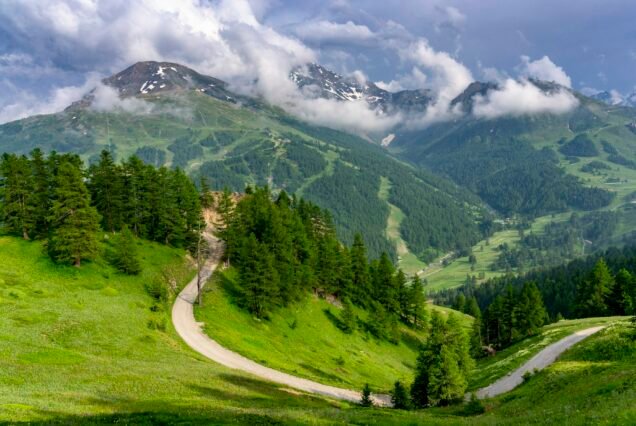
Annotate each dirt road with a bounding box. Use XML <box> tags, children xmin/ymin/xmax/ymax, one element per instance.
<box><xmin>171</xmin><ymin>235</ymin><xmax>392</xmax><ymax>407</ymax></box>
<box><xmin>474</xmin><ymin>326</ymin><xmax>605</xmax><ymax>399</ymax></box>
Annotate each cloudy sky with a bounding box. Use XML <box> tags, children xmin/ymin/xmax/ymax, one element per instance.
<box><xmin>0</xmin><ymin>0</ymin><xmax>634</xmax><ymax>127</ymax></box>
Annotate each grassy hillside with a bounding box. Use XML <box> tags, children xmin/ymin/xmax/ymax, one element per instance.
<box><xmin>195</xmin><ymin>267</ymin><xmax>472</xmax><ymax>393</ymax></box>
<box><xmin>2</xmin><ymin>234</ymin><xmax>634</xmax><ymax>424</ymax></box>
<box><xmin>469</xmin><ymin>316</ymin><xmax>625</xmax><ymax>390</ymax></box>
<box><xmin>475</xmin><ymin>319</ymin><xmax>636</xmax><ymax>425</ymax></box>
<box><xmin>0</xmin><ymin>91</ymin><xmax>484</xmax><ymax>261</ymax></box>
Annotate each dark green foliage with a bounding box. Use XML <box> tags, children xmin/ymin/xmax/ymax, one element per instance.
<box><xmin>134</xmin><ymin>146</ymin><xmax>166</xmax><ymax>167</ymax></box>
<box><xmin>112</xmin><ymin>225</ymin><xmax>142</xmax><ymax>275</ymax></box>
<box><xmin>391</xmin><ymin>380</ymin><xmax>411</xmax><ymax>410</ymax></box>
<box><xmin>607</xmin><ymin>153</ymin><xmax>636</xmax><ymax>169</ymax></box>
<box><xmin>48</xmin><ymin>162</ymin><xmax>101</xmax><ymax>267</ymax></box>
<box><xmin>581</xmin><ymin>160</ymin><xmax>611</xmax><ymax>174</ymax></box>
<box><xmin>284</xmin><ymin>138</ymin><xmax>327</xmax><ymax>178</ymax></box>
<box><xmin>437</xmin><ymin>244</ymin><xmax>636</xmax><ymax>326</ymax></box>
<box><xmin>199</xmin><ymin>160</ymin><xmax>246</xmax><ymax>191</ymax></box>
<box><xmin>168</xmin><ymin>136</ymin><xmax>204</xmax><ymax>168</ymax></box>
<box><xmin>0</xmin><ymin>153</ymin><xmax>35</xmax><ymax>239</ymax></box>
<box><xmin>340</xmin><ymin>298</ymin><xmax>357</xmax><ymax>333</ymax></box>
<box><xmin>576</xmin><ymin>259</ymin><xmax>613</xmax><ymax>317</ymax></box>
<box><xmin>88</xmin><ymin>151</ymin><xmax>124</xmax><ymax>232</ymax></box>
<box><xmin>360</xmin><ymin>383</ymin><xmax>373</xmax><ymax>407</ymax></box>
<box><xmin>29</xmin><ymin>148</ymin><xmax>52</xmax><ymax>238</ymax></box>
<box><xmin>402</xmin><ymin>126</ymin><xmax>613</xmax><ymax>216</ymax></box>
<box><xmin>601</xmin><ymin>140</ymin><xmax>619</xmax><ymax>155</ymax></box>
<box><xmin>491</xmin><ymin>211</ymin><xmax>619</xmax><ymax>271</ymax></box>
<box><xmin>463</xmin><ymin>393</ymin><xmax>486</xmax><ymax>416</ymax></box>
<box><xmin>559</xmin><ymin>134</ymin><xmax>599</xmax><ymax>157</ymax></box>
<box><xmin>411</xmin><ymin>312</ymin><xmax>473</xmax><ymax>407</ymax></box>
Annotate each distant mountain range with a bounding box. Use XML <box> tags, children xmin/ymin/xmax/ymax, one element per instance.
<box><xmin>590</xmin><ymin>90</ymin><xmax>636</xmax><ymax>108</ymax></box>
<box><xmin>2</xmin><ymin>60</ymin><xmax>636</xmax><ymax>263</ymax></box>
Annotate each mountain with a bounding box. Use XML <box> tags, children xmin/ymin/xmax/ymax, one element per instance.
<box><xmin>590</xmin><ymin>90</ymin><xmax>636</xmax><ymax>108</ymax></box>
<box><xmin>290</xmin><ymin>63</ymin><xmax>433</xmax><ymax>113</ymax></box>
<box><xmin>0</xmin><ymin>61</ymin><xmax>485</xmax><ymax>262</ymax></box>
<box><xmin>390</xmin><ymin>81</ymin><xmax>636</xmax><ymax>251</ymax></box>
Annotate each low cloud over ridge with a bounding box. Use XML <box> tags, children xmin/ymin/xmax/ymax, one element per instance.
<box><xmin>0</xmin><ymin>1</ymin><xmax>580</xmax><ymax>131</ymax></box>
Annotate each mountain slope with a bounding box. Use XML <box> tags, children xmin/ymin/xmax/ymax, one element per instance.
<box><xmin>0</xmin><ymin>61</ymin><xmax>485</xmax><ymax>260</ymax></box>
<box><xmin>391</xmin><ymin>87</ymin><xmax>636</xmax><ymax>224</ymax></box>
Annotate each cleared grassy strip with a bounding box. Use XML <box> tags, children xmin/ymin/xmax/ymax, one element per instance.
<box><xmin>378</xmin><ymin>177</ymin><xmax>427</xmax><ymax>275</ymax></box>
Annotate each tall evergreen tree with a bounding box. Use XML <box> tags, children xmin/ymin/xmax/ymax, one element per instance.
<box><xmin>112</xmin><ymin>225</ymin><xmax>141</xmax><ymax>275</ymax></box>
<box><xmin>48</xmin><ymin>162</ymin><xmax>101</xmax><ymax>267</ymax></box>
<box><xmin>29</xmin><ymin>148</ymin><xmax>52</xmax><ymax>238</ymax></box>
<box><xmin>408</xmin><ymin>274</ymin><xmax>428</xmax><ymax>329</ymax></box>
<box><xmin>0</xmin><ymin>154</ymin><xmax>35</xmax><ymax>239</ymax></box>
<box><xmin>577</xmin><ymin>258</ymin><xmax>613</xmax><ymax>317</ymax></box>
<box><xmin>238</xmin><ymin>234</ymin><xmax>280</xmax><ymax>318</ymax></box>
<box><xmin>350</xmin><ymin>233</ymin><xmax>370</xmax><ymax>305</ymax></box>
<box><xmin>88</xmin><ymin>150</ymin><xmax>124</xmax><ymax>232</ymax></box>
<box><xmin>199</xmin><ymin>175</ymin><xmax>215</xmax><ymax>209</ymax></box>
<box><xmin>391</xmin><ymin>380</ymin><xmax>411</xmax><ymax>410</ymax></box>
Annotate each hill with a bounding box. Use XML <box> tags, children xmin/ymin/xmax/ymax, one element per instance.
<box><xmin>194</xmin><ymin>267</ymin><xmax>471</xmax><ymax>393</ymax></box>
<box><xmin>0</xmin><ymin>62</ymin><xmax>485</xmax><ymax>263</ymax></box>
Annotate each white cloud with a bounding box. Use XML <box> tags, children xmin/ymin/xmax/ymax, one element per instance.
<box><xmin>472</xmin><ymin>78</ymin><xmax>579</xmax><ymax>119</ymax></box>
<box><xmin>399</xmin><ymin>40</ymin><xmax>473</xmax><ymax>126</ymax></box>
<box><xmin>293</xmin><ymin>20</ymin><xmax>375</xmax><ymax>44</ymax></box>
<box><xmin>520</xmin><ymin>55</ymin><xmax>572</xmax><ymax>88</ymax></box>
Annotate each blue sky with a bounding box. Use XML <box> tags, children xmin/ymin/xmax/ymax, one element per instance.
<box><xmin>0</xmin><ymin>0</ymin><xmax>634</xmax><ymax>127</ymax></box>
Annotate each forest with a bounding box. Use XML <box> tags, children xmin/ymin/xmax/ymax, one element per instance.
<box><xmin>436</xmin><ymin>244</ymin><xmax>636</xmax><ymax>321</ymax></box>
<box><xmin>0</xmin><ymin>149</ymin><xmax>202</xmax><ymax>267</ymax></box>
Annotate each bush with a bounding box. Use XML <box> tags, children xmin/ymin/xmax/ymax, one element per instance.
<box><xmin>462</xmin><ymin>393</ymin><xmax>486</xmax><ymax>416</ymax></box>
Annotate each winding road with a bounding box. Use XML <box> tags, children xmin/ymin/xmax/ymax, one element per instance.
<box><xmin>171</xmin><ymin>234</ymin><xmax>604</xmax><ymax>406</ymax></box>
<box><xmin>474</xmin><ymin>325</ymin><xmax>605</xmax><ymax>398</ymax></box>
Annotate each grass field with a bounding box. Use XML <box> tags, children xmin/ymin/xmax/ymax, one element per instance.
<box><xmin>1</xmin><ymin>234</ymin><xmax>634</xmax><ymax>424</ymax></box>
<box><xmin>421</xmin><ymin>229</ymin><xmax>521</xmax><ymax>292</ymax></box>
<box><xmin>468</xmin><ymin>316</ymin><xmax>626</xmax><ymax>390</ymax></box>
<box><xmin>195</xmin><ymin>267</ymin><xmax>472</xmax><ymax>393</ymax></box>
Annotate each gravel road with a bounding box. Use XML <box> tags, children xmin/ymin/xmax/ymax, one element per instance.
<box><xmin>474</xmin><ymin>325</ymin><xmax>605</xmax><ymax>399</ymax></box>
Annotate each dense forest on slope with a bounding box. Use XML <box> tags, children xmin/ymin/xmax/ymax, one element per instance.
<box><xmin>0</xmin><ymin>149</ymin><xmax>202</xmax><ymax>266</ymax></box>
<box><xmin>0</xmin><ymin>88</ymin><xmax>485</xmax><ymax>261</ymax></box>
<box><xmin>435</xmin><ymin>244</ymin><xmax>636</xmax><ymax>320</ymax></box>
<box><xmin>391</xmin><ymin>96</ymin><xmax>636</xmax><ymax>218</ymax></box>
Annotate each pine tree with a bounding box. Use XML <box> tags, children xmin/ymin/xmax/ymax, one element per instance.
<box><xmin>373</xmin><ymin>252</ymin><xmax>397</xmax><ymax>313</ymax></box>
<box><xmin>466</xmin><ymin>297</ymin><xmax>481</xmax><ymax>319</ymax></box>
<box><xmin>48</xmin><ymin>162</ymin><xmax>101</xmax><ymax>267</ymax></box>
<box><xmin>29</xmin><ymin>148</ymin><xmax>52</xmax><ymax>238</ymax></box>
<box><xmin>112</xmin><ymin>225</ymin><xmax>141</xmax><ymax>275</ymax></box>
<box><xmin>577</xmin><ymin>258</ymin><xmax>613</xmax><ymax>317</ymax></box>
<box><xmin>470</xmin><ymin>315</ymin><xmax>483</xmax><ymax>358</ymax></box>
<box><xmin>611</xmin><ymin>269</ymin><xmax>634</xmax><ymax>315</ymax></box>
<box><xmin>350</xmin><ymin>233</ymin><xmax>370</xmax><ymax>305</ymax></box>
<box><xmin>340</xmin><ymin>298</ymin><xmax>357</xmax><ymax>334</ymax></box>
<box><xmin>514</xmin><ymin>282</ymin><xmax>547</xmax><ymax>336</ymax></box>
<box><xmin>395</xmin><ymin>269</ymin><xmax>410</xmax><ymax>321</ymax></box>
<box><xmin>360</xmin><ymin>383</ymin><xmax>373</xmax><ymax>407</ymax></box>
<box><xmin>238</xmin><ymin>234</ymin><xmax>280</xmax><ymax>318</ymax></box>
<box><xmin>408</xmin><ymin>275</ymin><xmax>428</xmax><ymax>329</ymax></box>
<box><xmin>455</xmin><ymin>294</ymin><xmax>466</xmax><ymax>313</ymax></box>
<box><xmin>0</xmin><ymin>154</ymin><xmax>35</xmax><ymax>239</ymax></box>
<box><xmin>88</xmin><ymin>150</ymin><xmax>123</xmax><ymax>232</ymax></box>
<box><xmin>411</xmin><ymin>311</ymin><xmax>472</xmax><ymax>407</ymax></box>
<box><xmin>199</xmin><ymin>175</ymin><xmax>215</xmax><ymax>209</ymax></box>
<box><xmin>391</xmin><ymin>380</ymin><xmax>411</xmax><ymax>409</ymax></box>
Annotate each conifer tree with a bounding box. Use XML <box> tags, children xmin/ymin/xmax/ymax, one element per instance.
<box><xmin>0</xmin><ymin>154</ymin><xmax>35</xmax><ymax>239</ymax></box>
<box><xmin>112</xmin><ymin>225</ymin><xmax>141</xmax><ymax>275</ymax></box>
<box><xmin>577</xmin><ymin>258</ymin><xmax>613</xmax><ymax>317</ymax></box>
<box><xmin>360</xmin><ymin>383</ymin><xmax>373</xmax><ymax>407</ymax></box>
<box><xmin>373</xmin><ymin>252</ymin><xmax>397</xmax><ymax>313</ymax></box>
<box><xmin>199</xmin><ymin>175</ymin><xmax>215</xmax><ymax>209</ymax></box>
<box><xmin>88</xmin><ymin>150</ymin><xmax>123</xmax><ymax>232</ymax></box>
<box><xmin>466</xmin><ymin>297</ymin><xmax>481</xmax><ymax>319</ymax></box>
<box><xmin>48</xmin><ymin>162</ymin><xmax>101</xmax><ymax>267</ymax></box>
<box><xmin>350</xmin><ymin>233</ymin><xmax>370</xmax><ymax>304</ymax></box>
<box><xmin>238</xmin><ymin>234</ymin><xmax>280</xmax><ymax>318</ymax></box>
<box><xmin>30</xmin><ymin>148</ymin><xmax>52</xmax><ymax>238</ymax></box>
<box><xmin>409</xmin><ymin>275</ymin><xmax>428</xmax><ymax>329</ymax></box>
<box><xmin>395</xmin><ymin>269</ymin><xmax>409</xmax><ymax>321</ymax></box>
<box><xmin>340</xmin><ymin>297</ymin><xmax>357</xmax><ymax>333</ymax></box>
<box><xmin>611</xmin><ymin>269</ymin><xmax>634</xmax><ymax>315</ymax></box>
<box><xmin>391</xmin><ymin>380</ymin><xmax>411</xmax><ymax>409</ymax></box>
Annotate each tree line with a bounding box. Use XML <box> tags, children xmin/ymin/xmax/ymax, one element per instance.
<box><xmin>218</xmin><ymin>185</ymin><xmax>428</xmax><ymax>334</ymax></box>
<box><xmin>436</xmin><ymin>245</ymin><xmax>636</xmax><ymax>321</ymax></box>
<box><xmin>0</xmin><ymin>149</ymin><xmax>202</xmax><ymax>268</ymax></box>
